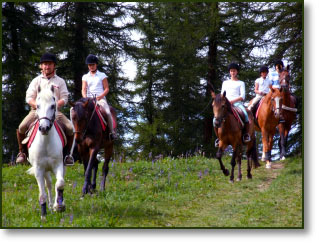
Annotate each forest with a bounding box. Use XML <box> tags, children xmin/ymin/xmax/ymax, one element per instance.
<box><xmin>2</xmin><ymin>2</ymin><xmax>303</xmax><ymax>163</ymax></box>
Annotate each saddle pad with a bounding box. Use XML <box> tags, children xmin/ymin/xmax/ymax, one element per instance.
<box><xmin>24</xmin><ymin>121</ymin><xmax>65</xmax><ymax>148</ymax></box>
<box><xmin>95</xmin><ymin>106</ymin><xmax>117</xmax><ymax>131</ymax></box>
<box><xmin>231</xmin><ymin>107</ymin><xmax>244</xmax><ymax>128</ymax></box>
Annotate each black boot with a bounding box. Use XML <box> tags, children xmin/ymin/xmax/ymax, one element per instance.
<box><xmin>243</xmin><ymin>122</ymin><xmax>251</xmax><ymax>143</ymax></box>
<box><xmin>64</xmin><ymin>134</ymin><xmax>75</xmax><ymax>166</ymax></box>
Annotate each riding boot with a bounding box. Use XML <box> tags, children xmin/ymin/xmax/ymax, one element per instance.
<box><xmin>64</xmin><ymin>134</ymin><xmax>75</xmax><ymax>166</ymax></box>
<box><xmin>16</xmin><ymin>129</ymin><xmax>28</xmax><ymax>164</ymax></box>
<box><xmin>100</xmin><ymin>107</ymin><xmax>117</xmax><ymax>141</ymax></box>
<box><xmin>243</xmin><ymin>122</ymin><xmax>251</xmax><ymax>143</ymax></box>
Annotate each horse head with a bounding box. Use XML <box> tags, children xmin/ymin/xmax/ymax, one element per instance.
<box><xmin>36</xmin><ymin>85</ymin><xmax>56</xmax><ymax>135</ymax></box>
<box><xmin>211</xmin><ymin>91</ymin><xmax>230</xmax><ymax>128</ymax></box>
<box><xmin>269</xmin><ymin>87</ymin><xmax>283</xmax><ymax>119</ymax></box>
<box><xmin>70</xmin><ymin>98</ymin><xmax>92</xmax><ymax>143</ymax></box>
<box><xmin>279</xmin><ymin>65</ymin><xmax>290</xmax><ymax>92</ymax></box>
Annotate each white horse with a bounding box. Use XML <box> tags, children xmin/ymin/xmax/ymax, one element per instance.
<box><xmin>27</xmin><ymin>84</ymin><xmax>65</xmax><ymax>219</ymax></box>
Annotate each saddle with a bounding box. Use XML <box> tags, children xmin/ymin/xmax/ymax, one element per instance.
<box><xmin>231</xmin><ymin>106</ymin><xmax>245</xmax><ymax>129</ymax></box>
<box><xmin>22</xmin><ymin>120</ymin><xmax>66</xmax><ymax>148</ymax></box>
<box><xmin>95</xmin><ymin>105</ymin><xmax>117</xmax><ymax>132</ymax></box>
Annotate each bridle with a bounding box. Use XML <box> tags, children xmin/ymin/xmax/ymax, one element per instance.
<box><xmin>213</xmin><ymin>99</ymin><xmax>228</xmax><ymax>128</ymax></box>
<box><xmin>72</xmin><ymin>97</ymin><xmax>99</xmax><ymax>138</ymax></box>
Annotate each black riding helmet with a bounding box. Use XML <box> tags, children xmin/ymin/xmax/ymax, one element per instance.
<box><xmin>259</xmin><ymin>65</ymin><xmax>269</xmax><ymax>73</ymax></box>
<box><xmin>40</xmin><ymin>53</ymin><xmax>57</xmax><ymax>64</ymax></box>
<box><xmin>228</xmin><ymin>63</ymin><xmax>240</xmax><ymax>72</ymax></box>
<box><xmin>85</xmin><ymin>54</ymin><xmax>98</xmax><ymax>64</ymax></box>
<box><xmin>274</xmin><ymin>60</ymin><xmax>284</xmax><ymax>68</ymax></box>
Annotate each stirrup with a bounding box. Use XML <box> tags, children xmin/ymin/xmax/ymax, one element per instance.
<box><xmin>215</xmin><ymin>138</ymin><xmax>220</xmax><ymax>148</ymax></box>
<box><xmin>64</xmin><ymin>155</ymin><xmax>74</xmax><ymax>166</ymax></box>
<box><xmin>243</xmin><ymin>134</ymin><xmax>251</xmax><ymax>143</ymax></box>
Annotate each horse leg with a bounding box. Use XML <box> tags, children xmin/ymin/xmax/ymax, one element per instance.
<box><xmin>91</xmin><ymin>159</ymin><xmax>98</xmax><ymax>191</ymax></box>
<box><xmin>229</xmin><ymin>147</ymin><xmax>238</xmax><ymax>183</ymax></box>
<box><xmin>44</xmin><ymin>171</ymin><xmax>53</xmax><ymax>210</ymax></box>
<box><xmin>236</xmin><ymin>149</ymin><xmax>242</xmax><ymax>182</ymax></box>
<box><xmin>82</xmin><ymin>148</ymin><xmax>99</xmax><ymax>196</ymax></box>
<box><xmin>100</xmin><ymin>142</ymin><xmax>113</xmax><ymax>191</ymax></box>
<box><xmin>53</xmin><ymin>163</ymin><xmax>65</xmax><ymax>212</ymax></box>
<box><xmin>262</xmin><ymin>130</ymin><xmax>272</xmax><ymax>168</ymax></box>
<box><xmin>216</xmin><ymin>147</ymin><xmax>229</xmax><ymax>176</ymax></box>
<box><xmin>34</xmin><ymin>168</ymin><xmax>47</xmax><ymax>219</ymax></box>
<box><xmin>278</xmin><ymin>124</ymin><xmax>286</xmax><ymax>160</ymax></box>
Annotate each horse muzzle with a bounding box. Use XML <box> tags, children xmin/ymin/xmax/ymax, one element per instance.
<box><xmin>213</xmin><ymin>117</ymin><xmax>223</xmax><ymax>128</ymax></box>
<box><xmin>39</xmin><ymin>125</ymin><xmax>50</xmax><ymax>135</ymax></box>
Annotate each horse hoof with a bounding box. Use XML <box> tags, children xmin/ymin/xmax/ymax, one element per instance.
<box><xmin>236</xmin><ymin>177</ymin><xmax>242</xmax><ymax>182</ymax></box>
<box><xmin>280</xmin><ymin>156</ymin><xmax>286</xmax><ymax>161</ymax></box>
<box><xmin>229</xmin><ymin>179</ymin><xmax>234</xmax><ymax>184</ymax></box>
<box><xmin>246</xmin><ymin>175</ymin><xmax>252</xmax><ymax>180</ymax></box>
<box><xmin>266</xmin><ymin>162</ymin><xmax>272</xmax><ymax>169</ymax></box>
<box><xmin>224</xmin><ymin>169</ymin><xmax>230</xmax><ymax>176</ymax></box>
<box><xmin>41</xmin><ymin>216</ymin><xmax>46</xmax><ymax>222</ymax></box>
<box><xmin>54</xmin><ymin>204</ymin><xmax>65</xmax><ymax>212</ymax></box>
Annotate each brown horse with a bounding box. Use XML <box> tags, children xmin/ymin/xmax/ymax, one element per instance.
<box><xmin>70</xmin><ymin>98</ymin><xmax>116</xmax><ymax>196</ymax></box>
<box><xmin>251</xmin><ymin>88</ymin><xmax>283</xmax><ymax>168</ymax></box>
<box><xmin>211</xmin><ymin>91</ymin><xmax>260</xmax><ymax>183</ymax></box>
<box><xmin>278</xmin><ymin>65</ymin><xmax>297</xmax><ymax>160</ymax></box>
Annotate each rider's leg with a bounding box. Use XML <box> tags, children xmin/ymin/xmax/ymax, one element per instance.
<box><xmin>16</xmin><ymin>109</ymin><xmax>37</xmax><ymax>163</ymax></box>
<box><xmin>56</xmin><ymin>112</ymin><xmax>74</xmax><ymax>165</ymax></box>
<box><xmin>234</xmin><ymin>103</ymin><xmax>251</xmax><ymax>143</ymax></box>
<box><xmin>99</xmin><ymin>99</ymin><xmax>116</xmax><ymax>141</ymax></box>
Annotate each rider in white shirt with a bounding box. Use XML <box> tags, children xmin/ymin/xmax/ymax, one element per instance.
<box><xmin>214</xmin><ymin>63</ymin><xmax>251</xmax><ymax>147</ymax></box>
<box><xmin>248</xmin><ymin>65</ymin><xmax>272</xmax><ymax>111</ymax></box>
<box><xmin>81</xmin><ymin>54</ymin><xmax>116</xmax><ymax>141</ymax></box>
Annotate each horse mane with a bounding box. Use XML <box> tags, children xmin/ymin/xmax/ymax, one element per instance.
<box><xmin>215</xmin><ymin>93</ymin><xmax>232</xmax><ymax>113</ymax></box>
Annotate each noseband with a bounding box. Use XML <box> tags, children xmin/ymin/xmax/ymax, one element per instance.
<box><xmin>38</xmin><ymin>115</ymin><xmax>55</xmax><ymax>130</ymax></box>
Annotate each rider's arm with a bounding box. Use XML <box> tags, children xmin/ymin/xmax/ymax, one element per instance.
<box><xmin>97</xmin><ymin>78</ymin><xmax>109</xmax><ymax>101</ymax></box>
<box><xmin>82</xmin><ymin>80</ymin><xmax>88</xmax><ymax>98</ymax></box>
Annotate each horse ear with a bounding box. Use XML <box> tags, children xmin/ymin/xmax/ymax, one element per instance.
<box><xmin>82</xmin><ymin>100</ymin><xmax>89</xmax><ymax>108</ymax></box>
<box><xmin>222</xmin><ymin>90</ymin><xmax>226</xmax><ymax>98</ymax></box>
<box><xmin>210</xmin><ymin>91</ymin><xmax>216</xmax><ymax>99</ymax></box>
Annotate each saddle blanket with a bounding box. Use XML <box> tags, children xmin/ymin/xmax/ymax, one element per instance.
<box><xmin>95</xmin><ymin>106</ymin><xmax>117</xmax><ymax>132</ymax></box>
<box><xmin>22</xmin><ymin>121</ymin><xmax>66</xmax><ymax>148</ymax></box>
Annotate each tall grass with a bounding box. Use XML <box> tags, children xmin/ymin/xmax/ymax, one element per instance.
<box><xmin>2</xmin><ymin>156</ymin><xmax>303</xmax><ymax>228</ymax></box>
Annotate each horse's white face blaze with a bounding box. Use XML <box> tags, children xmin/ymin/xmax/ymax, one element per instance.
<box><xmin>271</xmin><ymin>90</ymin><xmax>282</xmax><ymax>119</ymax></box>
<box><xmin>36</xmin><ymin>88</ymin><xmax>56</xmax><ymax>135</ymax></box>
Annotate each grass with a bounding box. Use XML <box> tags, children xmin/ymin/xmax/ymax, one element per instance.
<box><xmin>1</xmin><ymin>155</ymin><xmax>303</xmax><ymax>228</ymax></box>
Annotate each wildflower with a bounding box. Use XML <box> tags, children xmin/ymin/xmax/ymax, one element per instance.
<box><xmin>198</xmin><ymin>171</ymin><xmax>202</xmax><ymax>179</ymax></box>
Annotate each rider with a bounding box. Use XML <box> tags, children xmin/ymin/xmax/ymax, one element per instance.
<box><xmin>214</xmin><ymin>63</ymin><xmax>251</xmax><ymax>147</ymax></box>
<box><xmin>16</xmin><ymin>53</ymin><xmax>75</xmax><ymax>165</ymax></box>
<box><xmin>248</xmin><ymin>65</ymin><xmax>272</xmax><ymax>111</ymax></box>
<box><xmin>269</xmin><ymin>60</ymin><xmax>285</xmax><ymax>123</ymax></box>
<box><xmin>81</xmin><ymin>54</ymin><xmax>116</xmax><ymax>141</ymax></box>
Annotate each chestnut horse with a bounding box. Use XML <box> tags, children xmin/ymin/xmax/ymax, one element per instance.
<box><xmin>278</xmin><ymin>65</ymin><xmax>297</xmax><ymax>160</ymax></box>
<box><xmin>70</xmin><ymin>98</ymin><xmax>115</xmax><ymax>196</ymax></box>
<box><xmin>252</xmin><ymin>88</ymin><xmax>283</xmax><ymax>168</ymax></box>
<box><xmin>211</xmin><ymin>91</ymin><xmax>260</xmax><ymax>183</ymax></box>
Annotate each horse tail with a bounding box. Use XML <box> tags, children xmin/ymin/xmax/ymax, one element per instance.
<box><xmin>27</xmin><ymin>166</ymin><xmax>35</xmax><ymax>176</ymax></box>
<box><xmin>250</xmin><ymin>137</ymin><xmax>260</xmax><ymax>168</ymax></box>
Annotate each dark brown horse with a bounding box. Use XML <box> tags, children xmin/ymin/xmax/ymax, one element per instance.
<box><xmin>278</xmin><ymin>65</ymin><xmax>297</xmax><ymax>160</ymax></box>
<box><xmin>251</xmin><ymin>88</ymin><xmax>283</xmax><ymax>168</ymax></box>
<box><xmin>70</xmin><ymin>98</ymin><xmax>116</xmax><ymax>196</ymax></box>
<box><xmin>211</xmin><ymin>91</ymin><xmax>260</xmax><ymax>183</ymax></box>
